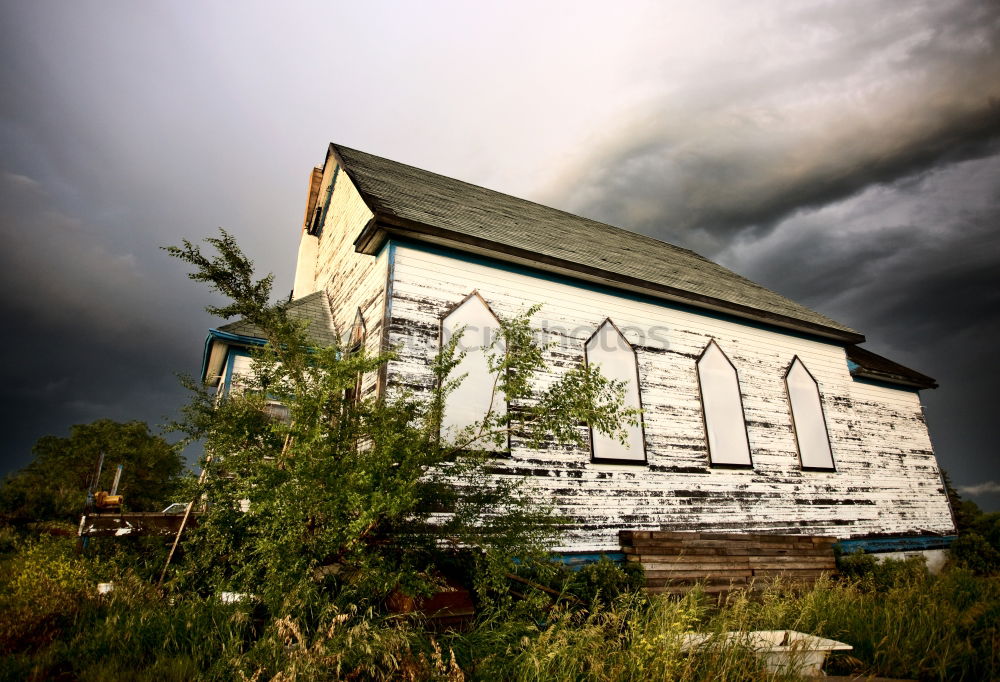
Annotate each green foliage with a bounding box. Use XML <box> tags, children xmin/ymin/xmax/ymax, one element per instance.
<box><xmin>164</xmin><ymin>230</ymin><xmax>637</xmax><ymax>622</ymax></box>
<box><xmin>0</xmin><ymin>419</ymin><xmax>184</xmax><ymax>523</ymax></box>
<box><xmin>0</xmin><ymin>535</ymin><xmax>92</xmax><ymax>657</ymax></box>
<box><xmin>941</xmin><ymin>468</ymin><xmax>984</xmax><ymax>533</ymax></box>
<box><xmin>941</xmin><ymin>469</ymin><xmax>1000</xmax><ymax>576</ymax></box>
<box><xmin>835</xmin><ymin>551</ymin><xmax>929</xmax><ymax>590</ymax></box>
<box><xmin>950</xmin><ymin>531</ymin><xmax>1000</xmax><ymax>575</ymax></box>
<box><xmin>568</xmin><ymin>557</ymin><xmax>646</xmax><ymax>605</ymax></box>
<box><xmin>3</xmin><ymin>533</ymin><xmax>999</xmax><ymax>681</ymax></box>
<box><xmin>511</xmin><ymin>557</ymin><xmax>646</xmax><ymax>609</ymax></box>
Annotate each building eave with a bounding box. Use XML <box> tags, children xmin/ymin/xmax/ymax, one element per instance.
<box><xmin>850</xmin><ymin>368</ymin><xmax>938</xmax><ymax>390</ymax></box>
<box><xmin>200</xmin><ymin>328</ymin><xmax>267</xmax><ymax>384</ymax></box>
<box><xmin>355</xmin><ymin>217</ymin><xmax>867</xmax><ymax>345</ymax></box>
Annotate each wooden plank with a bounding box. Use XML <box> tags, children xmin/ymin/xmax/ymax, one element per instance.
<box><xmin>748</xmin><ymin>556</ymin><xmax>835</xmax><ymax>566</ymax></box>
<box><xmin>646</xmin><ymin>569</ymin><xmax>754</xmax><ymax>581</ymax></box>
<box><xmin>639</xmin><ymin>555</ymin><xmax>755</xmax><ymax>564</ymax></box>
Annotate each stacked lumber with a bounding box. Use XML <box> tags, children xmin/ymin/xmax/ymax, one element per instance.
<box><xmin>619</xmin><ymin>530</ymin><xmax>837</xmax><ymax>595</ymax></box>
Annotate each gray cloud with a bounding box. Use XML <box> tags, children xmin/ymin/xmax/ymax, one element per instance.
<box><xmin>536</xmin><ymin>0</ymin><xmax>1000</xmax><ymax>508</ymax></box>
<box><xmin>714</xmin><ymin>154</ymin><xmax>1000</xmax><ymax>510</ymax></box>
<box><xmin>959</xmin><ymin>481</ymin><xmax>1000</xmax><ymax>497</ymax></box>
<box><xmin>548</xmin><ymin>0</ymin><xmax>1000</xmax><ymax>255</ymax></box>
<box><xmin>0</xmin><ymin>170</ymin><xmax>205</xmax><ymax>471</ymax></box>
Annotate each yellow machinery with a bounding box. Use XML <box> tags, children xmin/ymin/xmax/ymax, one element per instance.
<box><xmin>87</xmin><ymin>457</ymin><xmax>124</xmax><ymax>510</ymax></box>
<box><xmin>94</xmin><ymin>490</ymin><xmax>123</xmax><ymax>510</ymax></box>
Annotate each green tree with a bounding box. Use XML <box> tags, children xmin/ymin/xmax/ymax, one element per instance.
<box><xmin>941</xmin><ymin>469</ymin><xmax>1000</xmax><ymax>575</ymax></box>
<box><xmin>165</xmin><ymin>230</ymin><xmax>637</xmax><ymax>617</ymax></box>
<box><xmin>0</xmin><ymin>419</ymin><xmax>184</xmax><ymax>523</ymax></box>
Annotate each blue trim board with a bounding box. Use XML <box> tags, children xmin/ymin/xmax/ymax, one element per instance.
<box><xmin>208</xmin><ymin>328</ymin><xmax>268</xmax><ymax>347</ymax></box>
<box><xmin>849</xmin><ymin>375</ymin><xmax>921</xmax><ymax>393</ymax></box>
<box><xmin>836</xmin><ymin>535</ymin><xmax>956</xmax><ymax>554</ymax></box>
<box><xmin>387</xmin><ymin>238</ymin><xmax>847</xmax><ymax>347</ymax></box>
<box><xmin>554</xmin><ymin>552</ymin><xmax>626</xmax><ymax>570</ymax></box>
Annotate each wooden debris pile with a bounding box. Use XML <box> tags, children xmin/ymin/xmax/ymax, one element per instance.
<box><xmin>619</xmin><ymin>530</ymin><xmax>837</xmax><ymax>595</ymax></box>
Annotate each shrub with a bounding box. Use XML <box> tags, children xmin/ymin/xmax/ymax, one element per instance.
<box><xmin>836</xmin><ymin>550</ymin><xmax>928</xmax><ymax>590</ymax></box>
<box><xmin>164</xmin><ymin>231</ymin><xmax>638</xmax><ymax>623</ymax></box>
<box><xmin>0</xmin><ymin>535</ymin><xmax>92</xmax><ymax>655</ymax></box>
<box><xmin>567</xmin><ymin>557</ymin><xmax>645</xmax><ymax>606</ymax></box>
<box><xmin>950</xmin><ymin>531</ymin><xmax>1000</xmax><ymax>575</ymax></box>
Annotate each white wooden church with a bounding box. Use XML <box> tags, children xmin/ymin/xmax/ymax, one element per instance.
<box><xmin>201</xmin><ymin>143</ymin><xmax>956</xmax><ymax>564</ymax></box>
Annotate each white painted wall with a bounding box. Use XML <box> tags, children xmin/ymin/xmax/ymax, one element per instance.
<box><xmin>383</xmin><ymin>243</ymin><xmax>954</xmax><ymax>552</ymax></box>
<box><xmin>293</xmin><ymin>154</ymin><xmax>388</xmax><ymax>397</ymax></box>
<box><xmin>292</xmin><ymin>231</ymin><xmax>320</xmax><ymax>298</ymax></box>
<box><xmin>872</xmin><ymin>549</ymin><xmax>950</xmax><ymax>574</ymax></box>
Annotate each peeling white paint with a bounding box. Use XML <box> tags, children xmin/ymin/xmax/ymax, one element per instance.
<box><xmin>384</xmin><ymin>245</ymin><xmax>954</xmax><ymax>551</ymax></box>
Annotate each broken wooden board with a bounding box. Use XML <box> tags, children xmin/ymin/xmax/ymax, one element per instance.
<box><xmin>78</xmin><ymin>512</ymin><xmax>200</xmax><ymax>537</ymax></box>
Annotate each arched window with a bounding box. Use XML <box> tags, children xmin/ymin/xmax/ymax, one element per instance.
<box><xmin>785</xmin><ymin>357</ymin><xmax>835</xmax><ymax>470</ymax></box>
<box><xmin>348</xmin><ymin>307</ymin><xmax>366</xmax><ymax>353</ymax></box>
<box><xmin>696</xmin><ymin>340</ymin><xmax>752</xmax><ymax>467</ymax></box>
<box><xmin>585</xmin><ymin>319</ymin><xmax>645</xmax><ymax>463</ymax></box>
<box><xmin>440</xmin><ymin>292</ymin><xmax>506</xmax><ymax>451</ymax></box>
<box><xmin>344</xmin><ymin>308</ymin><xmax>366</xmax><ymax>403</ymax></box>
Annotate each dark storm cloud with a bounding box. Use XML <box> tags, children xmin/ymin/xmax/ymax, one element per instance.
<box><xmin>717</xmin><ymin>154</ymin><xmax>1000</xmax><ymax>509</ymax></box>
<box><xmin>0</xmin><ymin>1</ymin><xmax>301</xmax><ymax>473</ymax></box>
<box><xmin>539</xmin><ymin>0</ymin><xmax>1000</xmax><ymax>508</ymax></box>
<box><xmin>550</xmin><ymin>0</ymin><xmax>1000</xmax><ymax>255</ymax></box>
<box><xmin>0</xmin><ymin>169</ymin><xmax>207</xmax><ymax>471</ymax></box>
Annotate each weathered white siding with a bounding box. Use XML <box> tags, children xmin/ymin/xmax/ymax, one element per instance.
<box><xmin>384</xmin><ymin>243</ymin><xmax>954</xmax><ymax>551</ymax></box>
<box><xmin>295</xmin><ymin>158</ymin><xmax>389</xmax><ymax>396</ymax></box>
<box><xmin>218</xmin><ymin>351</ymin><xmax>254</xmax><ymax>395</ymax></box>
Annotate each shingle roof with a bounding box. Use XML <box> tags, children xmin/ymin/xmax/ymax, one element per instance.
<box><xmin>846</xmin><ymin>345</ymin><xmax>937</xmax><ymax>390</ymax></box>
<box><xmin>217</xmin><ymin>290</ymin><xmax>339</xmax><ymax>347</ymax></box>
<box><xmin>331</xmin><ymin>143</ymin><xmax>864</xmax><ymax>343</ymax></box>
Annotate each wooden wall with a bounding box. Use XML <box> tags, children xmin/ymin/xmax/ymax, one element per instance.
<box><xmin>384</xmin><ymin>242</ymin><xmax>954</xmax><ymax>552</ymax></box>
<box><xmin>299</xmin><ymin>158</ymin><xmax>389</xmax><ymax>397</ymax></box>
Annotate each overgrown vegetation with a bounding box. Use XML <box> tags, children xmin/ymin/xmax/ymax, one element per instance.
<box><xmin>943</xmin><ymin>469</ymin><xmax>1000</xmax><ymax>576</ymax></box>
<box><xmin>163</xmin><ymin>229</ymin><xmax>637</xmax><ymax>622</ymax></box>
<box><xmin>2</xmin><ymin>533</ymin><xmax>998</xmax><ymax>680</ymax></box>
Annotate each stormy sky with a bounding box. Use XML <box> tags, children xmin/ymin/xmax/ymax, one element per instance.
<box><xmin>1</xmin><ymin>1</ymin><xmax>998</xmax><ymax>509</ymax></box>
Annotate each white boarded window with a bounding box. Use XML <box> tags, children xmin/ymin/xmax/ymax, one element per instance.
<box><xmin>585</xmin><ymin>319</ymin><xmax>645</xmax><ymax>463</ymax></box>
<box><xmin>440</xmin><ymin>292</ymin><xmax>506</xmax><ymax>451</ymax></box>
<box><xmin>697</xmin><ymin>340</ymin><xmax>752</xmax><ymax>467</ymax></box>
<box><xmin>785</xmin><ymin>357</ymin><xmax>835</xmax><ymax>470</ymax></box>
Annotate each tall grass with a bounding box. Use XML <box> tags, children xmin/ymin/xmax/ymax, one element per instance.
<box><xmin>459</xmin><ymin>569</ymin><xmax>999</xmax><ymax>681</ymax></box>
<box><xmin>2</xmin><ymin>535</ymin><xmax>998</xmax><ymax>681</ymax></box>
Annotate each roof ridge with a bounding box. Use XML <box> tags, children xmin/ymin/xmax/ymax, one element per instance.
<box><xmin>331</xmin><ymin>143</ymin><xmax>708</xmax><ymax>256</ymax></box>
<box><xmin>328</xmin><ymin>142</ymin><xmax>862</xmax><ymax>342</ymax></box>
